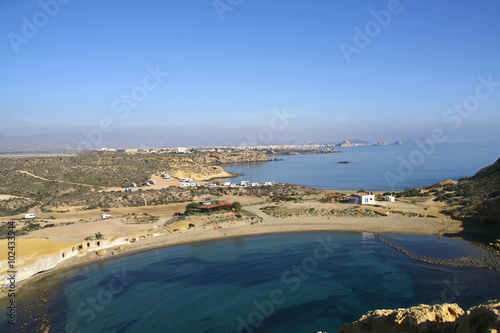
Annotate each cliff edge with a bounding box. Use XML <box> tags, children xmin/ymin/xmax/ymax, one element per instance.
<box><xmin>337</xmin><ymin>300</ymin><xmax>500</xmax><ymax>333</ymax></box>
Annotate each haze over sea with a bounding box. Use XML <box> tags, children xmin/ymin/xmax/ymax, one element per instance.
<box><xmin>222</xmin><ymin>142</ymin><xmax>500</xmax><ymax>191</ymax></box>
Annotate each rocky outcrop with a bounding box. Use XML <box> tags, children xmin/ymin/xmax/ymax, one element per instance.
<box><xmin>337</xmin><ymin>300</ymin><xmax>500</xmax><ymax>333</ymax></box>
<box><xmin>456</xmin><ymin>300</ymin><xmax>500</xmax><ymax>332</ymax></box>
<box><xmin>0</xmin><ymin>233</ymin><xmax>168</xmax><ymax>290</ymax></box>
<box><xmin>191</xmin><ymin>151</ymin><xmax>276</xmax><ymax>164</ymax></box>
<box><xmin>172</xmin><ymin>166</ymin><xmax>233</xmax><ymax>181</ymax></box>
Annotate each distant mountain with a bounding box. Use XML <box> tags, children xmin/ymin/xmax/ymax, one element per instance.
<box><xmin>333</xmin><ymin>138</ymin><xmax>388</xmax><ymax>147</ymax></box>
<box><xmin>333</xmin><ymin>138</ymin><xmax>367</xmax><ymax>147</ymax></box>
<box><xmin>391</xmin><ymin>137</ymin><xmax>432</xmax><ymax>145</ymax></box>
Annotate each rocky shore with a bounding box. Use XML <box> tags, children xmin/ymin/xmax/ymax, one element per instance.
<box><xmin>191</xmin><ymin>150</ymin><xmax>279</xmax><ymax>164</ymax></box>
<box><xmin>337</xmin><ymin>299</ymin><xmax>500</xmax><ymax>333</ymax></box>
<box><xmin>375</xmin><ymin>233</ymin><xmax>500</xmax><ymax>271</ymax></box>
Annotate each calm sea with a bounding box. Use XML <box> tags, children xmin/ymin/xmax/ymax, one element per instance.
<box><xmin>220</xmin><ymin>142</ymin><xmax>500</xmax><ymax>191</ymax></box>
<box><xmin>3</xmin><ymin>232</ymin><xmax>500</xmax><ymax>333</ymax></box>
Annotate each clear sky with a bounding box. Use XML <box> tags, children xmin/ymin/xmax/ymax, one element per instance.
<box><xmin>1</xmin><ymin>0</ymin><xmax>499</xmax><ymax>148</ymax></box>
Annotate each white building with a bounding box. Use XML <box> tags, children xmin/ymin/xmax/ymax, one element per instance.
<box><xmin>345</xmin><ymin>193</ymin><xmax>376</xmax><ymax>205</ymax></box>
<box><xmin>384</xmin><ymin>195</ymin><xmax>396</xmax><ymax>202</ymax></box>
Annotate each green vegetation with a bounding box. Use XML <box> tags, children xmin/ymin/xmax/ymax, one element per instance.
<box><xmin>0</xmin><ymin>154</ymin><xmax>319</xmax><ymax>215</ymax></box>
<box><xmin>0</xmin><ymin>197</ymin><xmax>38</xmax><ymax>216</ymax></box>
<box><xmin>240</xmin><ymin>209</ymin><xmax>262</xmax><ymax>220</ymax></box>
<box><xmin>260</xmin><ymin>206</ymin><xmax>381</xmax><ymax>218</ymax></box>
<box><xmin>186</xmin><ymin>202</ymin><xmax>201</xmax><ymax>209</ymax></box>
<box><xmin>271</xmin><ymin>195</ymin><xmax>303</xmax><ymax>203</ymax></box>
<box><xmin>425</xmin><ymin>158</ymin><xmax>500</xmax><ymax>221</ymax></box>
<box><xmin>231</xmin><ymin>202</ymin><xmax>242</xmax><ymax>212</ymax></box>
<box><xmin>396</xmin><ymin>188</ymin><xmax>430</xmax><ymax>198</ymax></box>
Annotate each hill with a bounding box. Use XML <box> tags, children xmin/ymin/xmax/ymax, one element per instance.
<box><xmin>426</xmin><ymin>157</ymin><xmax>500</xmax><ymax>227</ymax></box>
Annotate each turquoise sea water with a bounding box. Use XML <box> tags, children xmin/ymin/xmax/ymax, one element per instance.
<box><xmin>3</xmin><ymin>232</ymin><xmax>500</xmax><ymax>332</ymax></box>
<box><xmin>220</xmin><ymin>142</ymin><xmax>500</xmax><ymax>191</ymax></box>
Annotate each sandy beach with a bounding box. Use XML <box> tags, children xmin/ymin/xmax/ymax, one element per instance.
<box><xmin>1</xmin><ymin>196</ymin><xmax>466</xmax><ymax>298</ymax></box>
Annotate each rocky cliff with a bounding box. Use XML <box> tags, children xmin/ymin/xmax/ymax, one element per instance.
<box><xmin>191</xmin><ymin>151</ymin><xmax>276</xmax><ymax>164</ymax></box>
<box><xmin>337</xmin><ymin>300</ymin><xmax>500</xmax><ymax>333</ymax></box>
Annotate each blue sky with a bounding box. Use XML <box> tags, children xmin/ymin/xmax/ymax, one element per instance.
<box><xmin>1</xmin><ymin>0</ymin><xmax>499</xmax><ymax>148</ymax></box>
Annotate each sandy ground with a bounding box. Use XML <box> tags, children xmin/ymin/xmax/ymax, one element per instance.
<box><xmin>0</xmin><ymin>195</ymin><xmax>22</xmax><ymax>201</ymax></box>
<box><xmin>100</xmin><ymin>174</ymin><xmax>181</xmax><ymax>192</ymax></box>
<box><xmin>0</xmin><ymin>197</ymin><xmax>465</xmax><ymax>293</ymax></box>
<box><xmin>0</xmin><ymin>186</ymin><xmax>473</xmax><ymax>299</ymax></box>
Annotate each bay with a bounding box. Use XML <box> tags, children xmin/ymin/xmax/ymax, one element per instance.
<box><xmin>3</xmin><ymin>232</ymin><xmax>500</xmax><ymax>333</ymax></box>
<box><xmin>220</xmin><ymin>142</ymin><xmax>500</xmax><ymax>191</ymax></box>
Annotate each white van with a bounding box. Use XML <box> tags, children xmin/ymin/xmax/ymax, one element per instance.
<box><xmin>24</xmin><ymin>213</ymin><xmax>36</xmax><ymax>219</ymax></box>
<box><xmin>180</xmin><ymin>183</ymin><xmax>191</xmax><ymax>188</ymax></box>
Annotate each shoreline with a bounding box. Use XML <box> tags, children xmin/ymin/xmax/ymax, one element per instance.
<box><xmin>6</xmin><ymin>214</ymin><xmax>468</xmax><ymax>298</ymax></box>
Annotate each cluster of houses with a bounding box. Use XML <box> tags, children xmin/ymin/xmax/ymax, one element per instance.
<box><xmin>99</xmin><ymin>147</ymin><xmax>193</xmax><ymax>154</ymax></box>
<box><xmin>124</xmin><ymin>173</ymin><xmax>279</xmax><ymax>191</ymax></box>
<box><xmin>179</xmin><ymin>179</ymin><xmax>278</xmax><ymax>189</ymax></box>
<box><xmin>223</xmin><ymin>180</ymin><xmax>277</xmax><ymax>187</ymax></box>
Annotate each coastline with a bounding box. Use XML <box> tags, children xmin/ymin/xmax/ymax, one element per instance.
<box><xmin>7</xmin><ymin>213</ymin><xmax>466</xmax><ymax>298</ymax></box>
